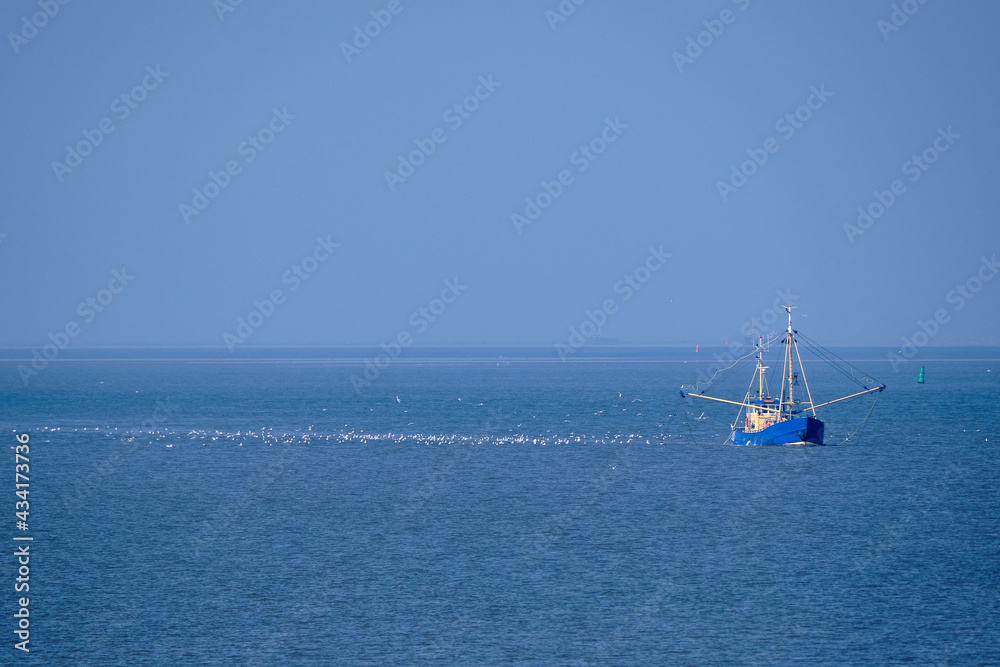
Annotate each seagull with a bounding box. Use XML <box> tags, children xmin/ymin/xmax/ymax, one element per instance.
<box><xmin>396</xmin><ymin>396</ymin><xmax>401</xmax><ymax>403</ymax></box>
<box><xmin>631</xmin><ymin>398</ymin><xmax>642</xmax><ymax>403</ymax></box>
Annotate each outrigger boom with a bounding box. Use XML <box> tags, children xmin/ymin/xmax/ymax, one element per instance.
<box><xmin>808</xmin><ymin>385</ymin><xmax>884</xmax><ymax>411</ymax></box>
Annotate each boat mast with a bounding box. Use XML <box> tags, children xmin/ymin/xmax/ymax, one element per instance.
<box><xmin>758</xmin><ymin>355</ymin><xmax>765</xmax><ymax>399</ymax></box>
<box><xmin>784</xmin><ymin>305</ymin><xmax>795</xmax><ymax>419</ymax></box>
<box><xmin>792</xmin><ymin>333</ymin><xmax>817</xmax><ymax>416</ymax></box>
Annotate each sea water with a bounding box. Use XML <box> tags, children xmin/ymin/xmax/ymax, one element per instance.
<box><xmin>2</xmin><ymin>347</ymin><xmax>997</xmax><ymax>665</ymax></box>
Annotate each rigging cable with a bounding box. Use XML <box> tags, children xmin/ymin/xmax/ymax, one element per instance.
<box><xmin>830</xmin><ymin>388</ymin><xmax>882</xmax><ymax>446</ymax></box>
<box><xmin>686</xmin><ymin>333</ymin><xmax>783</xmax><ymax>393</ymax></box>
<box><xmin>795</xmin><ymin>332</ymin><xmax>882</xmax><ymax>389</ymax></box>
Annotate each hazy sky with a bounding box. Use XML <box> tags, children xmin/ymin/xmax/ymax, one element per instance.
<box><xmin>3</xmin><ymin>1</ymin><xmax>998</xmax><ymax>349</ymax></box>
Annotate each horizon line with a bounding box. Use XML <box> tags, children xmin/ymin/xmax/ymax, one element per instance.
<box><xmin>0</xmin><ymin>343</ymin><xmax>999</xmax><ymax>351</ymax></box>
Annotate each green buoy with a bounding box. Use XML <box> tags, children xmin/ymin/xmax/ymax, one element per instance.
<box><xmin>918</xmin><ymin>366</ymin><xmax>925</xmax><ymax>383</ymax></box>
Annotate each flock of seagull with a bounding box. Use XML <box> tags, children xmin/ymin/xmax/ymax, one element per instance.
<box><xmin>26</xmin><ymin>391</ymin><xmax>719</xmax><ymax>449</ymax></box>
<box><xmin>30</xmin><ymin>423</ymin><xmax>677</xmax><ymax>448</ymax></box>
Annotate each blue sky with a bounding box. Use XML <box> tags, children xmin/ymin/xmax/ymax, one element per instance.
<box><xmin>2</xmin><ymin>0</ymin><xmax>998</xmax><ymax>349</ymax></box>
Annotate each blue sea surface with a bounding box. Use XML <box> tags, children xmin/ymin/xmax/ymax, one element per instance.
<box><xmin>2</xmin><ymin>348</ymin><xmax>998</xmax><ymax>665</ymax></box>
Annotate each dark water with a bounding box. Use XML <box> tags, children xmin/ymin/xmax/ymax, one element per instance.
<box><xmin>2</xmin><ymin>348</ymin><xmax>998</xmax><ymax>665</ymax></box>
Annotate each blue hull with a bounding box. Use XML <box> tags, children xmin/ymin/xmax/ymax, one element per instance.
<box><xmin>730</xmin><ymin>416</ymin><xmax>824</xmax><ymax>446</ymax></box>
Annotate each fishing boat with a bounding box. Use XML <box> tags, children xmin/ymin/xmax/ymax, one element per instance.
<box><xmin>680</xmin><ymin>305</ymin><xmax>884</xmax><ymax>446</ymax></box>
